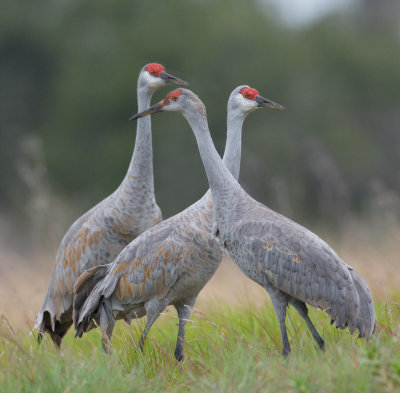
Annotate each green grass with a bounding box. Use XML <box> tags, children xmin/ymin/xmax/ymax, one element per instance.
<box><xmin>1</xmin><ymin>296</ymin><xmax>399</xmax><ymax>393</ymax></box>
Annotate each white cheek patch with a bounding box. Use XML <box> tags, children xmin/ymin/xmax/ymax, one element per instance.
<box><xmin>162</xmin><ymin>101</ymin><xmax>179</xmax><ymax>112</ymax></box>
<box><xmin>236</xmin><ymin>94</ymin><xmax>258</xmax><ymax>112</ymax></box>
<box><xmin>142</xmin><ymin>71</ymin><xmax>164</xmax><ymax>88</ymax></box>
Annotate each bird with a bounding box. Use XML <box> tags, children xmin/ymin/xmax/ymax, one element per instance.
<box><xmin>36</xmin><ymin>63</ymin><xmax>189</xmax><ymax>348</ymax></box>
<box><xmin>128</xmin><ymin>88</ymin><xmax>375</xmax><ymax>357</ymax></box>
<box><xmin>73</xmin><ymin>86</ymin><xmax>285</xmax><ymax>360</ymax></box>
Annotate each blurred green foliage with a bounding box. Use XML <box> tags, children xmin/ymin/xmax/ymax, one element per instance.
<box><xmin>1</xmin><ymin>0</ymin><xmax>399</xmax><ymax>228</ymax></box>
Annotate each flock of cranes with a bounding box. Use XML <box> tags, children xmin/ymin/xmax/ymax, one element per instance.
<box><xmin>36</xmin><ymin>63</ymin><xmax>375</xmax><ymax>359</ymax></box>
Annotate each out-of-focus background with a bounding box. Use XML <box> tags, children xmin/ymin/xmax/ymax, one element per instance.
<box><xmin>1</xmin><ymin>0</ymin><xmax>399</xmax><ymax>328</ymax></box>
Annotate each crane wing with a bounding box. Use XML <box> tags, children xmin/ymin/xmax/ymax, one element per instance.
<box><xmin>229</xmin><ymin>216</ymin><xmax>362</xmax><ymax>334</ymax></box>
<box><xmin>37</xmin><ymin>201</ymin><xmax>124</xmax><ymax>329</ymax></box>
<box><xmin>74</xmin><ymin>196</ymin><xmax>218</xmax><ymax>332</ymax></box>
<box><xmin>88</xmin><ymin>209</ymin><xmax>209</xmax><ymax>308</ymax></box>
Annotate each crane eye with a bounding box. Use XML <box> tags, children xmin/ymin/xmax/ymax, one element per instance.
<box><xmin>243</xmin><ymin>93</ymin><xmax>249</xmax><ymax>99</ymax></box>
<box><xmin>149</xmin><ymin>70</ymin><xmax>155</xmax><ymax>75</ymax></box>
<box><xmin>170</xmin><ymin>96</ymin><xmax>177</xmax><ymax>101</ymax></box>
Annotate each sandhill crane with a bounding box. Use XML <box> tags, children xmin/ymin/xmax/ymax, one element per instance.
<box><xmin>128</xmin><ymin>88</ymin><xmax>375</xmax><ymax>356</ymax></box>
<box><xmin>36</xmin><ymin>64</ymin><xmax>189</xmax><ymax>348</ymax></box>
<box><xmin>73</xmin><ymin>86</ymin><xmax>285</xmax><ymax>360</ymax></box>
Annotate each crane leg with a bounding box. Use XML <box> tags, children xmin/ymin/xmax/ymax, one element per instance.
<box><xmin>99</xmin><ymin>299</ymin><xmax>115</xmax><ymax>354</ymax></box>
<box><xmin>269</xmin><ymin>294</ymin><xmax>291</xmax><ymax>357</ymax></box>
<box><xmin>138</xmin><ymin>299</ymin><xmax>168</xmax><ymax>353</ymax></box>
<box><xmin>173</xmin><ymin>295</ymin><xmax>197</xmax><ymax>362</ymax></box>
<box><xmin>291</xmin><ymin>299</ymin><xmax>324</xmax><ymax>351</ymax></box>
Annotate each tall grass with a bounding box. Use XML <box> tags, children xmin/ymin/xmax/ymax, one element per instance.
<box><xmin>1</xmin><ymin>296</ymin><xmax>399</xmax><ymax>393</ymax></box>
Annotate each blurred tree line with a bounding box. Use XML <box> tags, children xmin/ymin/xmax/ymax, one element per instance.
<box><xmin>1</xmin><ymin>0</ymin><xmax>400</xmax><ymax>244</ymax></box>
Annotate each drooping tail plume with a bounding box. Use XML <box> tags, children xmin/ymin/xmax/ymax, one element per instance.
<box><xmin>36</xmin><ymin>290</ymin><xmax>73</xmax><ymax>348</ymax></box>
<box><xmin>73</xmin><ymin>264</ymin><xmax>108</xmax><ymax>337</ymax></box>
<box><xmin>348</xmin><ymin>267</ymin><xmax>375</xmax><ymax>339</ymax></box>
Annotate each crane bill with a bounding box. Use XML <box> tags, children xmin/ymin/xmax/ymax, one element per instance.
<box><xmin>130</xmin><ymin>102</ymin><xmax>164</xmax><ymax>120</ymax></box>
<box><xmin>160</xmin><ymin>72</ymin><xmax>190</xmax><ymax>87</ymax></box>
<box><xmin>256</xmin><ymin>95</ymin><xmax>286</xmax><ymax>111</ymax></box>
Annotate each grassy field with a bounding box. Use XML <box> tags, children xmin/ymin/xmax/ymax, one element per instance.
<box><xmin>1</xmin><ymin>295</ymin><xmax>399</xmax><ymax>393</ymax></box>
<box><xmin>1</xmin><ymin>222</ymin><xmax>399</xmax><ymax>392</ymax></box>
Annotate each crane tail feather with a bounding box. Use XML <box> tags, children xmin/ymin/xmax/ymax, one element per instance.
<box><xmin>36</xmin><ymin>290</ymin><xmax>73</xmax><ymax>348</ymax></box>
<box><xmin>73</xmin><ymin>264</ymin><xmax>109</xmax><ymax>337</ymax></box>
<box><xmin>349</xmin><ymin>269</ymin><xmax>375</xmax><ymax>340</ymax></box>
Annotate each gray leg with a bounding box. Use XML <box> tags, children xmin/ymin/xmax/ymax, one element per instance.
<box><xmin>138</xmin><ymin>299</ymin><xmax>168</xmax><ymax>352</ymax></box>
<box><xmin>269</xmin><ymin>293</ymin><xmax>291</xmax><ymax>357</ymax></box>
<box><xmin>291</xmin><ymin>299</ymin><xmax>324</xmax><ymax>351</ymax></box>
<box><xmin>173</xmin><ymin>295</ymin><xmax>197</xmax><ymax>362</ymax></box>
<box><xmin>99</xmin><ymin>299</ymin><xmax>115</xmax><ymax>354</ymax></box>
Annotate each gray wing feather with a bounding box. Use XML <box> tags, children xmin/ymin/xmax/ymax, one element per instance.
<box><xmin>75</xmin><ymin>196</ymin><xmax>220</xmax><ymax>334</ymax></box>
<box><xmin>346</xmin><ymin>265</ymin><xmax>375</xmax><ymax>338</ymax></box>
<box><xmin>36</xmin><ymin>205</ymin><xmax>98</xmax><ymax>332</ymax></box>
<box><xmin>230</xmin><ymin>216</ymin><xmax>369</xmax><ymax>335</ymax></box>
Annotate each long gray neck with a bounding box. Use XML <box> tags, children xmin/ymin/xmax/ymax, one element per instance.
<box><xmin>185</xmin><ymin>112</ymin><xmax>241</xmax><ymax>215</ymax></box>
<box><xmin>129</xmin><ymin>87</ymin><xmax>154</xmax><ymax>180</ymax></box>
<box><xmin>120</xmin><ymin>87</ymin><xmax>155</xmax><ymax>195</ymax></box>
<box><xmin>222</xmin><ymin>109</ymin><xmax>245</xmax><ymax>181</ymax></box>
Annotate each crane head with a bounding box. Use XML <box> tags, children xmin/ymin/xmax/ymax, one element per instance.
<box><xmin>140</xmin><ymin>63</ymin><xmax>190</xmax><ymax>90</ymax></box>
<box><xmin>229</xmin><ymin>86</ymin><xmax>286</xmax><ymax>113</ymax></box>
<box><xmin>130</xmin><ymin>88</ymin><xmax>205</xmax><ymax>120</ymax></box>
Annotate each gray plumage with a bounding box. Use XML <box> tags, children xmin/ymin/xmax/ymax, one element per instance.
<box><xmin>73</xmin><ymin>86</ymin><xmax>283</xmax><ymax>360</ymax></box>
<box><xmin>127</xmin><ymin>88</ymin><xmax>375</xmax><ymax>356</ymax></box>
<box><xmin>36</xmin><ymin>63</ymin><xmax>188</xmax><ymax>347</ymax></box>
